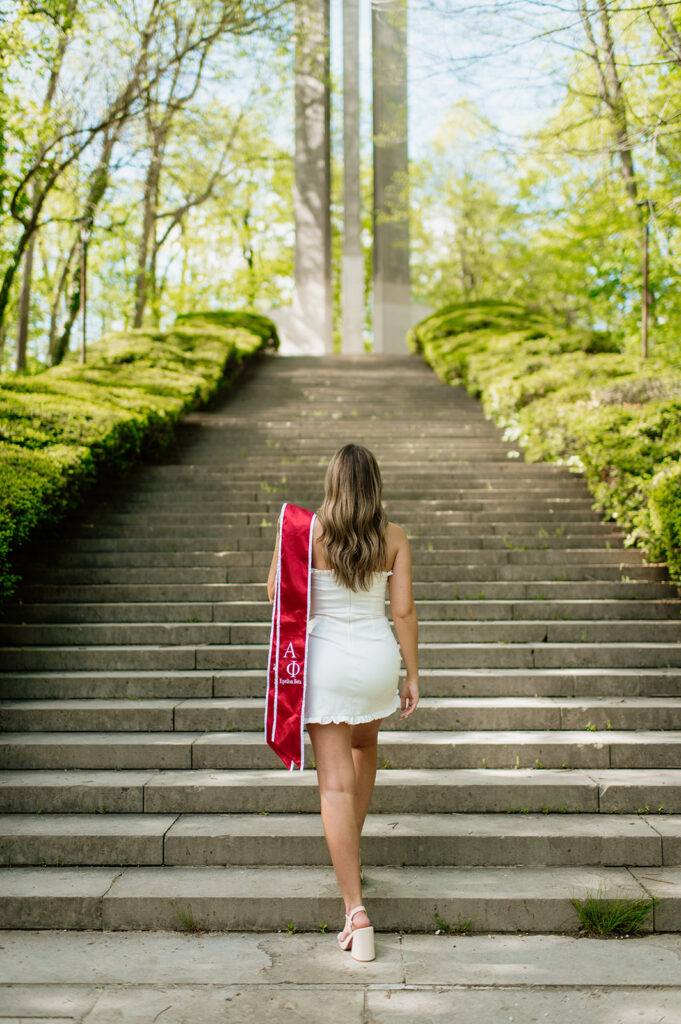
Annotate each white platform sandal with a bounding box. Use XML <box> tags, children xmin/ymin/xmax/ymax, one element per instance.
<box><xmin>337</xmin><ymin>904</ymin><xmax>375</xmax><ymax>962</ymax></box>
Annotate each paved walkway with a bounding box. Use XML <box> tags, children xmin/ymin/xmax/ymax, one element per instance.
<box><xmin>3</xmin><ymin>930</ymin><xmax>681</xmax><ymax>1022</ymax></box>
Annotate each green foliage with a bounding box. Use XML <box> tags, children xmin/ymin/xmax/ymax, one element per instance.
<box><xmin>649</xmin><ymin>464</ymin><xmax>681</xmax><ymax>571</ymax></box>
<box><xmin>169</xmin><ymin>899</ymin><xmax>206</xmax><ymax>933</ymax></box>
<box><xmin>570</xmin><ymin>887</ymin><xmax>656</xmax><ymax>937</ymax></box>
<box><xmin>175</xmin><ymin>310</ymin><xmax>280</xmax><ymax>348</ymax></box>
<box><xmin>411</xmin><ymin>300</ymin><xmax>681</xmax><ymax>582</ymax></box>
<box><xmin>410</xmin><ymin>16</ymin><xmax>681</xmax><ymax>357</ymax></box>
<box><xmin>1</xmin><ymin>7</ymin><xmax>294</xmax><ymax>371</ymax></box>
<box><xmin>433</xmin><ymin>910</ymin><xmax>473</xmax><ymax>935</ymax></box>
<box><xmin>0</xmin><ymin>312</ymin><xmax>277</xmax><ymax>601</ymax></box>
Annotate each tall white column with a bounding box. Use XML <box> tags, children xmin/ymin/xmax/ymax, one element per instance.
<box><xmin>292</xmin><ymin>0</ymin><xmax>333</xmax><ymax>354</ymax></box>
<box><xmin>372</xmin><ymin>0</ymin><xmax>410</xmax><ymax>353</ymax></box>
<box><xmin>341</xmin><ymin>0</ymin><xmax>364</xmax><ymax>354</ymax></box>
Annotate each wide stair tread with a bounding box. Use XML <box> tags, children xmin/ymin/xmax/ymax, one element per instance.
<box><xmin>2</xmin><ymin>862</ymin><xmax>678</xmax><ymax>931</ymax></box>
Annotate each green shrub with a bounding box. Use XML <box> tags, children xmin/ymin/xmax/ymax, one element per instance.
<box><xmin>410</xmin><ymin>300</ymin><xmax>681</xmax><ymax>582</ymax></box>
<box><xmin>649</xmin><ymin>463</ymin><xmax>681</xmax><ymax>572</ymax></box>
<box><xmin>0</xmin><ymin>312</ymin><xmax>278</xmax><ymax>601</ymax></box>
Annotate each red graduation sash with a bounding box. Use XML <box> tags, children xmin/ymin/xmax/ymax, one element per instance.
<box><xmin>266</xmin><ymin>502</ymin><xmax>317</xmax><ymax>771</ymax></box>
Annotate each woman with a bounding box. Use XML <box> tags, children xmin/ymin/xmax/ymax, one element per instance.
<box><xmin>267</xmin><ymin>443</ymin><xmax>419</xmax><ymax>962</ymax></box>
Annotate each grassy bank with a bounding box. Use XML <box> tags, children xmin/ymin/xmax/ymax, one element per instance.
<box><xmin>408</xmin><ymin>300</ymin><xmax>681</xmax><ymax>583</ymax></box>
<box><xmin>0</xmin><ymin>311</ymin><xmax>278</xmax><ymax>601</ymax></box>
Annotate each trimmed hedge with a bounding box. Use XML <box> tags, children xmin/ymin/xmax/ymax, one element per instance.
<box><xmin>0</xmin><ymin>311</ymin><xmax>278</xmax><ymax>601</ymax></box>
<box><xmin>408</xmin><ymin>300</ymin><xmax>681</xmax><ymax>583</ymax></box>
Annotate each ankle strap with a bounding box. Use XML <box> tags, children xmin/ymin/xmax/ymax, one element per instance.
<box><xmin>346</xmin><ymin>905</ymin><xmax>365</xmax><ymax>922</ymax></box>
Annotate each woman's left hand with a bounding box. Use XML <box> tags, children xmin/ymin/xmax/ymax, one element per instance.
<box><xmin>399</xmin><ymin>674</ymin><xmax>419</xmax><ymax>719</ymax></box>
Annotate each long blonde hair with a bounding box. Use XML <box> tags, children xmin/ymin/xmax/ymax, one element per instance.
<box><xmin>317</xmin><ymin>444</ymin><xmax>388</xmax><ymax>591</ymax></box>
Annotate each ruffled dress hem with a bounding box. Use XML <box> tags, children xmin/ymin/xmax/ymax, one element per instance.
<box><xmin>304</xmin><ymin>695</ymin><xmax>400</xmax><ymax>726</ymax></box>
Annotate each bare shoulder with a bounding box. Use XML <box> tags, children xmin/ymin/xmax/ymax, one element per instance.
<box><xmin>386</xmin><ymin>521</ymin><xmax>409</xmax><ymax>566</ymax></box>
<box><xmin>386</xmin><ymin>522</ymin><xmax>408</xmax><ymax>544</ymax></box>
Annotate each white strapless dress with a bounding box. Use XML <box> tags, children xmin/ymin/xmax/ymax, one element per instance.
<box><xmin>303</xmin><ymin>568</ymin><xmax>402</xmax><ymax>726</ymax></box>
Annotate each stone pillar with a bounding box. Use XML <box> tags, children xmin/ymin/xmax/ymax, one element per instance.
<box><xmin>292</xmin><ymin>0</ymin><xmax>333</xmax><ymax>354</ymax></box>
<box><xmin>341</xmin><ymin>0</ymin><xmax>364</xmax><ymax>354</ymax></box>
<box><xmin>372</xmin><ymin>0</ymin><xmax>410</xmax><ymax>353</ymax></box>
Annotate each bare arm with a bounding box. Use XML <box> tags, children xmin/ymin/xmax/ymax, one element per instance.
<box><xmin>388</xmin><ymin>525</ymin><xmax>419</xmax><ymax>719</ymax></box>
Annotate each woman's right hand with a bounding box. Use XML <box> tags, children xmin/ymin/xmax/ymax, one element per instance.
<box><xmin>399</xmin><ymin>674</ymin><xmax>419</xmax><ymax>719</ymax></box>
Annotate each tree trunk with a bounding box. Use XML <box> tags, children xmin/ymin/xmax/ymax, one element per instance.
<box><xmin>653</xmin><ymin>0</ymin><xmax>681</xmax><ymax>68</ymax></box>
<box><xmin>47</xmin><ymin>238</ymin><xmax>79</xmax><ymax>365</ymax></box>
<box><xmin>149</xmin><ymin>239</ymin><xmax>161</xmax><ymax>326</ymax></box>
<box><xmin>0</xmin><ymin>0</ymin><xmax>161</xmax><ymax>338</ymax></box>
<box><xmin>133</xmin><ymin>130</ymin><xmax>164</xmax><ymax>328</ymax></box>
<box><xmin>578</xmin><ymin>0</ymin><xmax>638</xmax><ymax>205</ymax></box>
<box><xmin>14</xmin><ymin>236</ymin><xmax>35</xmax><ymax>371</ymax></box>
<box><xmin>132</xmin><ymin>41</ymin><xmax>213</xmax><ymax>328</ymax></box>
<box><xmin>50</xmin><ymin>246</ymin><xmax>85</xmax><ymax>367</ymax></box>
<box><xmin>10</xmin><ymin>0</ymin><xmax>78</xmax><ymax>369</ymax></box>
<box><xmin>49</xmin><ymin>126</ymin><xmax>121</xmax><ymax>365</ymax></box>
<box><xmin>595</xmin><ymin>0</ymin><xmax>638</xmax><ymax>203</ymax></box>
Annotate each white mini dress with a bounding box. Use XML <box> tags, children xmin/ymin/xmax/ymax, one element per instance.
<box><xmin>303</xmin><ymin>568</ymin><xmax>402</xmax><ymax>726</ymax></box>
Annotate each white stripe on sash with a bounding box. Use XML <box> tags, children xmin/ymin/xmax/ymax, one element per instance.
<box><xmin>297</xmin><ymin>512</ymin><xmax>317</xmax><ymax>771</ymax></box>
<box><xmin>270</xmin><ymin>502</ymin><xmax>287</xmax><ymax>743</ymax></box>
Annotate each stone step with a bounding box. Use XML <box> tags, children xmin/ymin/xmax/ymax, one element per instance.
<box><xmin>3</xmin><ymin>767</ymin><xmax>680</xmax><ymax>814</ymax></box>
<box><xmin>3</xmin><ymin>729</ymin><xmax>681</xmax><ymax>770</ymax></box>
<box><xmin>39</xmin><ymin>524</ymin><xmax>626</xmax><ymax>555</ymax></box>
<box><xmin>29</xmin><ymin>544</ymin><xmax>647</xmax><ymax>569</ymax></box>
<box><xmin>99</xmin><ymin>481</ymin><xmax>593</xmax><ymax>502</ymax></box>
<box><xmin>86</xmin><ymin>495</ymin><xmax>595</xmax><ymax>516</ymax></box>
<box><xmin>235</xmin><ymin>565</ymin><xmax>669</xmax><ymax>583</ymax></box>
<box><xmin>110</xmin><ymin>461</ymin><xmax>593</xmax><ymax>473</ymax></box>
<box><xmin>72</xmin><ymin>508</ymin><xmax>618</xmax><ymax>528</ymax></box>
<box><xmin>101</xmin><ymin>465</ymin><xmax>592</xmax><ymax>480</ymax></box>
<box><xmin>4</xmin><ymin>640</ymin><xmax>681</xmax><ymax>672</ymax></box>
<box><xmin>160</xmin><ymin>452</ymin><xmax>544</xmax><ymax>460</ymax></box>
<box><xmin>119</xmin><ymin>459</ymin><xmax>578</xmax><ymax>473</ymax></box>
<box><xmin>147</xmin><ymin>449</ymin><xmax>572</xmax><ymax>456</ymax></box>
<box><xmin>164</xmin><ymin>449</ymin><xmax>523</xmax><ymax>458</ymax></box>
<box><xmin>14</xmin><ymin>579</ymin><xmax>679</xmax><ymax>605</ymax></box>
<box><xmin>41</xmin><ymin>537</ymin><xmax>640</xmax><ymax>570</ymax></box>
<box><xmin>0</xmin><ymin>670</ymin><xmax>217</xmax><ymax>699</ymax></box>
<box><xmin>16</xmin><ymin>562</ymin><xmax>666</xmax><ymax>588</ymax></box>
<box><xmin>47</xmin><ymin>519</ymin><xmax>626</xmax><ymax>541</ymax></box>
<box><xmin>7</xmin><ymin>597</ymin><xmax>681</xmax><ymax>625</ymax></box>
<box><xmin>175</xmin><ymin>459</ymin><xmax>556</xmax><ymax>469</ymax></box>
<box><xmin>57</xmin><ymin>512</ymin><xmax>602</xmax><ymax>544</ymax></box>
<box><xmin>1</xmin><ymin>811</ymin><xmax>677</xmax><ymax>867</ymax></box>
<box><xmin>82</xmin><ymin>501</ymin><xmax>602</xmax><ymax>521</ymax></box>
<box><xmin>3</xmin><ymin>667</ymin><xmax>680</xmax><ymax>700</ymax></box>
<box><xmin>3</xmin><ymin>696</ymin><xmax>681</xmax><ymax>733</ymax></box>
<box><xmin>3</xmin><ymin>617</ymin><xmax>679</xmax><ymax>646</ymax></box>
<box><xmin>0</xmin><ymin>863</ymin><xmax>675</xmax><ymax>932</ymax></box>
<box><xmin>0</xmin><ymin>645</ymin><xmax>200</xmax><ymax>672</ymax></box>
<box><xmin>29</xmin><ymin>546</ymin><xmax>646</xmax><ymax>578</ymax></box>
<box><xmin>69</xmin><ymin>502</ymin><xmax>603</xmax><ymax>529</ymax></box>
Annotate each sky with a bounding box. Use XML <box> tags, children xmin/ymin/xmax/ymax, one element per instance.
<box><xmin>328</xmin><ymin>0</ymin><xmax>577</xmax><ymax>156</ymax></box>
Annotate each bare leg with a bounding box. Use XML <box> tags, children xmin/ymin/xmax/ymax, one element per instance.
<box><xmin>350</xmin><ymin>718</ymin><xmax>382</xmax><ymax>835</ymax></box>
<box><xmin>307</xmin><ymin>721</ymin><xmax>370</xmax><ymax>937</ymax></box>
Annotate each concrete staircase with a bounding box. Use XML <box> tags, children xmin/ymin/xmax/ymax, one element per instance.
<box><xmin>1</xmin><ymin>353</ymin><xmax>681</xmax><ymax>934</ymax></box>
